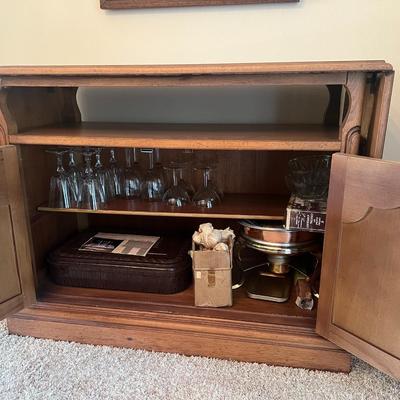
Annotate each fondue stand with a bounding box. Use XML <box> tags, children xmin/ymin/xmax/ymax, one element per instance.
<box><xmin>237</xmin><ymin>221</ymin><xmax>318</xmax><ymax>302</ymax></box>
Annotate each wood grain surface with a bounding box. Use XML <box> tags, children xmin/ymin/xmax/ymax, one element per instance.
<box><xmin>38</xmin><ymin>280</ymin><xmax>316</xmax><ymax>327</ymax></box>
<box><xmin>0</xmin><ymin>61</ymin><xmax>392</xmax><ymax>76</ymax></box>
<box><xmin>9</xmin><ymin>122</ymin><xmax>341</xmax><ymax>151</ymax></box>
<box><xmin>100</xmin><ymin>0</ymin><xmax>298</xmax><ymax>9</ymax></box>
<box><xmin>37</xmin><ymin>193</ymin><xmax>288</xmax><ymax>220</ymax></box>
<box><xmin>367</xmin><ymin>72</ymin><xmax>395</xmax><ymax>157</ymax></box>
<box><xmin>340</xmin><ymin>72</ymin><xmax>366</xmax><ymax>153</ymax></box>
<box><xmin>7</xmin><ymin>280</ymin><xmax>351</xmax><ymax>372</ymax></box>
<box><xmin>0</xmin><ymin>146</ymin><xmax>35</xmax><ymax>319</ymax></box>
<box><xmin>317</xmin><ymin>153</ymin><xmax>400</xmax><ymax>380</ymax></box>
<box><xmin>1</xmin><ymin>61</ymin><xmax>394</xmax><ymax>373</ymax></box>
<box><xmin>0</xmin><ymin>204</ymin><xmax>22</xmax><ymax>304</ymax></box>
<box><xmin>0</xmin><ymin>73</ymin><xmax>349</xmax><ymax>88</ymax></box>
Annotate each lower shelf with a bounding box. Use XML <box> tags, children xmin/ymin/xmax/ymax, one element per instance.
<box><xmin>7</xmin><ymin>282</ymin><xmax>351</xmax><ymax>372</ymax></box>
<box><xmin>37</xmin><ymin>280</ymin><xmax>316</xmax><ymax>327</ymax></box>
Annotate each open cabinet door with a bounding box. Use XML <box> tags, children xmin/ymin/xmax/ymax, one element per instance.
<box><xmin>317</xmin><ymin>153</ymin><xmax>400</xmax><ymax>379</ymax></box>
<box><xmin>0</xmin><ymin>145</ymin><xmax>35</xmax><ymax>319</ymax></box>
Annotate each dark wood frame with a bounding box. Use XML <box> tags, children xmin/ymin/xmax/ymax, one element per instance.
<box><xmin>100</xmin><ymin>0</ymin><xmax>299</xmax><ymax>10</ymax></box>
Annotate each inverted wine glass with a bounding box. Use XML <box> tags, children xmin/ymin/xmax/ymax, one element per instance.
<box><xmin>94</xmin><ymin>148</ymin><xmax>113</xmax><ymax>202</ymax></box>
<box><xmin>177</xmin><ymin>151</ymin><xmax>195</xmax><ymax>199</ymax></box>
<box><xmin>123</xmin><ymin>148</ymin><xmax>142</xmax><ymax>199</ymax></box>
<box><xmin>178</xmin><ymin>167</ymin><xmax>195</xmax><ymax>200</ymax></box>
<box><xmin>207</xmin><ymin>168</ymin><xmax>224</xmax><ymax>200</ymax></box>
<box><xmin>47</xmin><ymin>149</ymin><xmax>76</xmax><ymax>209</ymax></box>
<box><xmin>154</xmin><ymin>148</ymin><xmax>167</xmax><ymax>187</ymax></box>
<box><xmin>192</xmin><ymin>166</ymin><xmax>221</xmax><ymax>208</ymax></box>
<box><xmin>77</xmin><ymin>150</ymin><xmax>104</xmax><ymax>210</ymax></box>
<box><xmin>141</xmin><ymin>149</ymin><xmax>165</xmax><ymax>201</ymax></box>
<box><xmin>66</xmin><ymin>148</ymin><xmax>82</xmax><ymax>203</ymax></box>
<box><xmin>163</xmin><ymin>163</ymin><xmax>190</xmax><ymax>207</ymax></box>
<box><xmin>109</xmin><ymin>148</ymin><xmax>123</xmax><ymax>197</ymax></box>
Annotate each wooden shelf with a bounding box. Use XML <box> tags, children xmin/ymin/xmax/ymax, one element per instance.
<box><xmin>37</xmin><ymin>194</ymin><xmax>287</xmax><ymax>220</ymax></box>
<box><xmin>38</xmin><ymin>280</ymin><xmax>316</xmax><ymax>329</ymax></box>
<box><xmin>10</xmin><ymin>279</ymin><xmax>349</xmax><ymax>372</ymax></box>
<box><xmin>10</xmin><ymin>122</ymin><xmax>341</xmax><ymax>151</ymax></box>
<box><xmin>10</xmin><ymin>279</ymin><xmax>350</xmax><ymax>372</ymax></box>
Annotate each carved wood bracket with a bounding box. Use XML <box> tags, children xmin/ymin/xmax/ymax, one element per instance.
<box><xmin>0</xmin><ymin>87</ymin><xmax>81</xmax><ymax>146</ymax></box>
<box><xmin>344</xmin><ymin>126</ymin><xmax>361</xmax><ymax>155</ymax></box>
<box><xmin>340</xmin><ymin>73</ymin><xmax>367</xmax><ymax>154</ymax></box>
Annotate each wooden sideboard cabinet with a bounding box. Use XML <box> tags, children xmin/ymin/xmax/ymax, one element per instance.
<box><xmin>0</xmin><ymin>61</ymin><xmax>398</xmax><ymax>379</ymax></box>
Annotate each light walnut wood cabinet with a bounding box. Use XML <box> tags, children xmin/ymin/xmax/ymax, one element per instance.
<box><xmin>0</xmin><ymin>61</ymin><xmax>398</xmax><ymax>379</ymax></box>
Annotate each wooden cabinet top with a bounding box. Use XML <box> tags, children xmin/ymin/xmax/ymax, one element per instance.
<box><xmin>0</xmin><ymin>60</ymin><xmax>393</xmax><ymax>77</ymax></box>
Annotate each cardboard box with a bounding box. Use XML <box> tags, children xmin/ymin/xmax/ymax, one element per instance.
<box><xmin>192</xmin><ymin>241</ymin><xmax>233</xmax><ymax>307</ymax></box>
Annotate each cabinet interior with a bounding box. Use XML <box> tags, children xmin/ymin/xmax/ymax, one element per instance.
<box><xmin>19</xmin><ymin>143</ymin><xmax>327</xmax><ymax>329</ymax></box>
<box><xmin>7</xmin><ymin>80</ymin><xmax>343</xmax><ymax>333</ymax></box>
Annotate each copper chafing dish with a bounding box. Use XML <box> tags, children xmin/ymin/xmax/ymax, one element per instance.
<box><xmin>239</xmin><ymin>220</ymin><xmax>317</xmax><ymax>255</ymax></box>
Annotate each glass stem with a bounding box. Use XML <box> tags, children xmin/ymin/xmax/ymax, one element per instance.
<box><xmin>95</xmin><ymin>148</ymin><xmax>102</xmax><ymax>168</ymax></box>
<box><xmin>110</xmin><ymin>149</ymin><xmax>117</xmax><ymax>165</ymax></box>
<box><xmin>173</xmin><ymin>168</ymin><xmax>179</xmax><ymax>187</ymax></box>
<box><xmin>155</xmin><ymin>148</ymin><xmax>160</xmax><ymax>164</ymax></box>
<box><xmin>133</xmin><ymin>148</ymin><xmax>138</xmax><ymax>163</ymax></box>
<box><xmin>125</xmin><ymin>148</ymin><xmax>132</xmax><ymax>168</ymax></box>
<box><xmin>95</xmin><ymin>153</ymin><xmax>101</xmax><ymax>168</ymax></box>
<box><xmin>68</xmin><ymin>152</ymin><xmax>76</xmax><ymax>167</ymax></box>
<box><xmin>56</xmin><ymin>154</ymin><xmax>65</xmax><ymax>174</ymax></box>
<box><xmin>84</xmin><ymin>154</ymin><xmax>93</xmax><ymax>175</ymax></box>
<box><xmin>148</xmin><ymin>151</ymin><xmax>154</xmax><ymax>170</ymax></box>
<box><xmin>203</xmin><ymin>168</ymin><xmax>210</xmax><ymax>188</ymax></box>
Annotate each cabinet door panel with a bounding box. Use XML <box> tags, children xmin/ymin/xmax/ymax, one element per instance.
<box><xmin>0</xmin><ymin>146</ymin><xmax>35</xmax><ymax>319</ymax></box>
<box><xmin>0</xmin><ymin>205</ymin><xmax>22</xmax><ymax>303</ymax></box>
<box><xmin>333</xmin><ymin>207</ymin><xmax>400</xmax><ymax>358</ymax></box>
<box><xmin>317</xmin><ymin>153</ymin><xmax>400</xmax><ymax>379</ymax></box>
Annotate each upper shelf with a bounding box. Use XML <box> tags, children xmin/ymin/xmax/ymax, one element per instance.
<box><xmin>0</xmin><ymin>61</ymin><xmax>392</xmax><ymax>87</ymax></box>
<box><xmin>9</xmin><ymin>122</ymin><xmax>341</xmax><ymax>151</ymax></box>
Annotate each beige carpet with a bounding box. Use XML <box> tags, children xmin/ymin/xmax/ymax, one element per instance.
<box><xmin>0</xmin><ymin>320</ymin><xmax>398</xmax><ymax>400</ymax></box>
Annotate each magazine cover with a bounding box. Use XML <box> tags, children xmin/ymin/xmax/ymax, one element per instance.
<box><xmin>79</xmin><ymin>232</ymin><xmax>160</xmax><ymax>257</ymax></box>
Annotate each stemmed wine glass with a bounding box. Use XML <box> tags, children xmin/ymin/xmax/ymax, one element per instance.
<box><xmin>176</xmin><ymin>151</ymin><xmax>195</xmax><ymax>198</ymax></box>
<box><xmin>66</xmin><ymin>148</ymin><xmax>82</xmax><ymax>204</ymax></box>
<box><xmin>94</xmin><ymin>148</ymin><xmax>113</xmax><ymax>203</ymax></box>
<box><xmin>109</xmin><ymin>148</ymin><xmax>123</xmax><ymax>198</ymax></box>
<box><xmin>77</xmin><ymin>149</ymin><xmax>104</xmax><ymax>210</ymax></box>
<box><xmin>154</xmin><ymin>148</ymin><xmax>167</xmax><ymax>188</ymax></box>
<box><xmin>193</xmin><ymin>153</ymin><xmax>223</xmax><ymax>200</ymax></box>
<box><xmin>132</xmin><ymin>147</ymin><xmax>143</xmax><ymax>172</ymax></box>
<box><xmin>123</xmin><ymin>148</ymin><xmax>142</xmax><ymax>199</ymax></box>
<box><xmin>192</xmin><ymin>166</ymin><xmax>221</xmax><ymax>208</ymax></box>
<box><xmin>46</xmin><ymin>147</ymin><xmax>223</xmax><ymax>210</ymax></box>
<box><xmin>47</xmin><ymin>149</ymin><xmax>76</xmax><ymax>209</ymax></box>
<box><xmin>207</xmin><ymin>168</ymin><xmax>224</xmax><ymax>200</ymax></box>
<box><xmin>163</xmin><ymin>163</ymin><xmax>190</xmax><ymax>207</ymax></box>
<box><xmin>178</xmin><ymin>167</ymin><xmax>195</xmax><ymax>199</ymax></box>
<box><xmin>141</xmin><ymin>149</ymin><xmax>165</xmax><ymax>201</ymax></box>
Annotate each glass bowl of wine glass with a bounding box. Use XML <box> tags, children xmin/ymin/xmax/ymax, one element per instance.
<box><xmin>286</xmin><ymin>155</ymin><xmax>332</xmax><ymax>200</ymax></box>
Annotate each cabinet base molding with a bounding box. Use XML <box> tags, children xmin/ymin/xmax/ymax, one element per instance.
<box><xmin>7</xmin><ymin>302</ymin><xmax>351</xmax><ymax>373</ymax></box>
